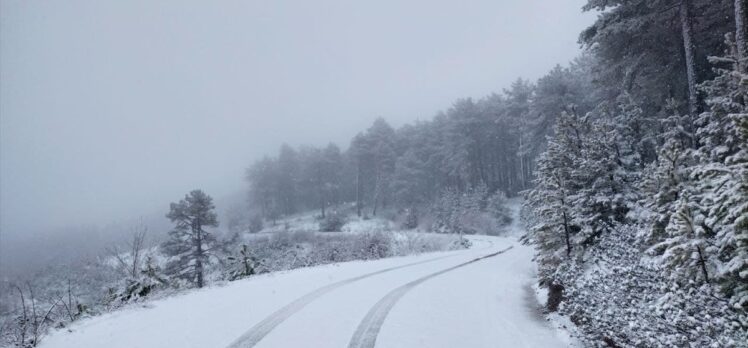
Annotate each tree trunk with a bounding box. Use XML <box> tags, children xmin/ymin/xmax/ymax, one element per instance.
<box><xmin>372</xmin><ymin>187</ymin><xmax>379</xmax><ymax>217</ymax></box>
<box><xmin>737</xmin><ymin>0</ymin><xmax>748</xmax><ymax>72</ymax></box>
<box><xmin>356</xmin><ymin>167</ymin><xmax>362</xmax><ymax>217</ymax></box>
<box><xmin>680</xmin><ymin>0</ymin><xmax>699</xmax><ymax>116</ymax></box>
<box><xmin>696</xmin><ymin>245</ymin><xmax>710</xmax><ymax>283</ymax></box>
<box><xmin>562</xmin><ymin>210</ymin><xmax>572</xmax><ymax>257</ymax></box>
<box><xmin>371</xmin><ymin>171</ymin><xmax>381</xmax><ymax>216</ymax></box>
<box><xmin>320</xmin><ymin>185</ymin><xmax>326</xmax><ymax>218</ymax></box>
<box><xmin>194</xmin><ymin>220</ymin><xmax>204</xmax><ymax>288</ymax></box>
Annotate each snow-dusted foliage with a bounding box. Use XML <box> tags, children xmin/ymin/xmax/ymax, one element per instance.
<box><xmin>526</xmin><ymin>109</ymin><xmax>631</xmax><ymax>284</ymax></box>
<box><xmin>692</xmin><ymin>42</ymin><xmax>748</xmax><ymax>310</ymax></box>
<box><xmin>557</xmin><ymin>226</ymin><xmax>747</xmax><ymax>347</ymax></box>
<box><xmin>527</xmin><ymin>31</ymin><xmax>748</xmax><ymax>347</ymax></box>
<box><xmin>106</xmin><ymin>255</ymin><xmax>168</xmax><ymax>307</ymax></box>
<box><xmin>226</xmin><ymin>230</ymin><xmax>467</xmax><ymax>276</ymax></box>
<box><xmin>318</xmin><ymin>210</ymin><xmax>347</xmax><ymax>232</ymax></box>
<box><xmin>429</xmin><ymin>184</ymin><xmax>510</xmax><ymax>236</ymax></box>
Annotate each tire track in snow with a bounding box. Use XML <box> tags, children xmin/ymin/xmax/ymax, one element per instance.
<box><xmin>347</xmin><ymin>246</ymin><xmax>514</xmax><ymax>348</ymax></box>
<box><xmin>226</xmin><ymin>252</ymin><xmax>464</xmax><ymax>348</ymax></box>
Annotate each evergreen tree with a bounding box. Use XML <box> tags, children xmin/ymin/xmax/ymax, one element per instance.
<box><xmin>639</xmin><ymin>139</ymin><xmax>692</xmax><ymax>243</ymax></box>
<box><xmin>161</xmin><ymin>190</ymin><xmax>219</xmax><ymax>288</ymax></box>
<box><xmin>391</xmin><ymin>149</ymin><xmax>430</xmax><ymax>207</ymax></box>
<box><xmin>276</xmin><ymin>144</ymin><xmax>300</xmax><ymax>216</ymax></box>
<box><xmin>651</xmin><ymin>192</ymin><xmax>716</xmax><ymax>285</ymax></box>
<box><xmin>526</xmin><ymin>111</ymin><xmax>581</xmax><ymax>282</ymax></box>
<box><xmin>580</xmin><ymin>0</ymin><xmax>732</xmax><ymax>115</ymax></box>
<box><xmin>246</xmin><ymin>157</ymin><xmax>278</xmax><ymax>220</ymax></box>
<box><xmin>691</xmin><ymin>39</ymin><xmax>748</xmax><ymax>309</ymax></box>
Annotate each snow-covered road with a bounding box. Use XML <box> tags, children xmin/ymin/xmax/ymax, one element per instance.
<box><xmin>40</xmin><ymin>233</ymin><xmax>572</xmax><ymax>348</ymax></box>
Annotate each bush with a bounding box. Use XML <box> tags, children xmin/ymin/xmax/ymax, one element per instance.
<box><xmin>319</xmin><ymin>212</ymin><xmax>346</xmax><ymax>232</ymax></box>
<box><xmin>107</xmin><ymin>256</ymin><xmax>167</xmax><ymax>306</ymax></box>
<box><xmin>357</xmin><ymin>232</ymin><xmax>392</xmax><ymax>259</ymax></box>
<box><xmin>226</xmin><ymin>245</ymin><xmax>260</xmax><ymax>281</ymax></box>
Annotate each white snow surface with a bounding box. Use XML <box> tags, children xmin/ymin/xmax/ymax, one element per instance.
<box><xmin>40</xmin><ymin>215</ymin><xmax>572</xmax><ymax>348</ymax></box>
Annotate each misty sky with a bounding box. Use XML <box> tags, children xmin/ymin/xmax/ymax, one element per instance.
<box><xmin>1</xmin><ymin>0</ymin><xmax>595</xmax><ymax>240</ymax></box>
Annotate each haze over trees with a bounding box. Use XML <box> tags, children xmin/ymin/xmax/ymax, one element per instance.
<box><xmin>1</xmin><ymin>0</ymin><xmax>747</xmax><ymax>347</ymax></box>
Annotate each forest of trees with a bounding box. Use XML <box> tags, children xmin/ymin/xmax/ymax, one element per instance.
<box><xmin>243</xmin><ymin>60</ymin><xmax>597</xmax><ymax>224</ymax></box>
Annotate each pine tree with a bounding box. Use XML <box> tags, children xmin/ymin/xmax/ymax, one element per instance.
<box><xmin>652</xmin><ymin>192</ymin><xmax>716</xmax><ymax>285</ymax></box>
<box><xmin>569</xmin><ymin>116</ymin><xmax>626</xmax><ymax>246</ymax></box>
<box><xmin>526</xmin><ymin>111</ymin><xmax>582</xmax><ymax>283</ymax></box>
<box><xmin>391</xmin><ymin>149</ymin><xmax>429</xmax><ymax>207</ymax></box>
<box><xmin>612</xmin><ymin>94</ymin><xmax>658</xmax><ymax>166</ymax></box>
<box><xmin>639</xmin><ymin>139</ymin><xmax>692</xmax><ymax>244</ymax></box>
<box><xmin>722</xmin><ymin>113</ymin><xmax>748</xmax><ymax>309</ymax></box>
<box><xmin>276</xmin><ymin>144</ymin><xmax>300</xmax><ymax>216</ymax></box>
<box><xmin>161</xmin><ymin>190</ymin><xmax>219</xmax><ymax>288</ymax></box>
<box><xmin>246</xmin><ymin>156</ymin><xmax>279</xmax><ymax>220</ymax></box>
<box><xmin>580</xmin><ymin>0</ymin><xmax>733</xmax><ymax>116</ymax></box>
<box><xmin>692</xmin><ymin>38</ymin><xmax>748</xmax><ymax>308</ymax></box>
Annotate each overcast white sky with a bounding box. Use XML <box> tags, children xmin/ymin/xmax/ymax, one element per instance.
<box><xmin>1</xmin><ymin>0</ymin><xmax>595</xmax><ymax>239</ymax></box>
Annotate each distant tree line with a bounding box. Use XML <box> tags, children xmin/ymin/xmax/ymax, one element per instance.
<box><xmin>245</xmin><ymin>58</ymin><xmax>599</xmax><ymax>222</ymax></box>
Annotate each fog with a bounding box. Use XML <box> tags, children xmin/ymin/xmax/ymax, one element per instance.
<box><xmin>1</xmin><ymin>0</ymin><xmax>594</xmax><ymax>275</ymax></box>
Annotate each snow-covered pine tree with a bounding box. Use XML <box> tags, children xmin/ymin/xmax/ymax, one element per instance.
<box><xmin>161</xmin><ymin>190</ymin><xmax>219</xmax><ymax>288</ymax></box>
<box><xmin>611</xmin><ymin>94</ymin><xmax>658</xmax><ymax>167</ymax></box>
<box><xmin>697</xmin><ymin>34</ymin><xmax>747</xmax><ymax>163</ymax></box>
<box><xmin>391</xmin><ymin>148</ymin><xmax>430</xmax><ymax>207</ymax></box>
<box><xmin>691</xmin><ymin>38</ymin><xmax>748</xmax><ymax>309</ymax></box>
<box><xmin>568</xmin><ymin>115</ymin><xmax>626</xmax><ymax>247</ymax></box>
<box><xmin>526</xmin><ymin>110</ymin><xmax>583</xmax><ymax>283</ymax></box>
<box><xmin>651</xmin><ymin>192</ymin><xmax>717</xmax><ymax>285</ymax></box>
<box><xmin>660</xmin><ymin>98</ymin><xmax>698</xmax><ymax>150</ymax></box>
<box><xmin>722</xmin><ymin>112</ymin><xmax>748</xmax><ymax>309</ymax></box>
<box><xmin>638</xmin><ymin>139</ymin><xmax>694</xmax><ymax>244</ymax></box>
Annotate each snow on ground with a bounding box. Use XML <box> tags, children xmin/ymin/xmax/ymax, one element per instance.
<box><xmin>39</xmin><ymin>238</ymin><xmax>571</xmax><ymax>348</ymax></box>
<box><xmin>40</xmin><ymin>202</ymin><xmax>574</xmax><ymax>348</ymax></box>
<box><xmin>374</xmin><ymin>243</ymin><xmax>568</xmax><ymax>348</ymax></box>
<box><xmin>257</xmin><ymin>211</ymin><xmax>396</xmax><ymax>236</ymax></box>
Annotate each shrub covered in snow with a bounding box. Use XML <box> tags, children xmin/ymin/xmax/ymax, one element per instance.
<box><xmin>231</xmin><ymin>230</ymin><xmax>466</xmax><ymax>275</ymax></box>
<box><xmin>318</xmin><ymin>211</ymin><xmax>347</xmax><ymax>232</ymax></box>
<box><xmin>553</xmin><ymin>226</ymin><xmax>748</xmax><ymax>347</ymax></box>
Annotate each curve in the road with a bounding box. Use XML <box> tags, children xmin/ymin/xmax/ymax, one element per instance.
<box><xmin>226</xmin><ymin>252</ymin><xmax>465</xmax><ymax>348</ymax></box>
<box><xmin>347</xmin><ymin>246</ymin><xmax>514</xmax><ymax>348</ymax></box>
